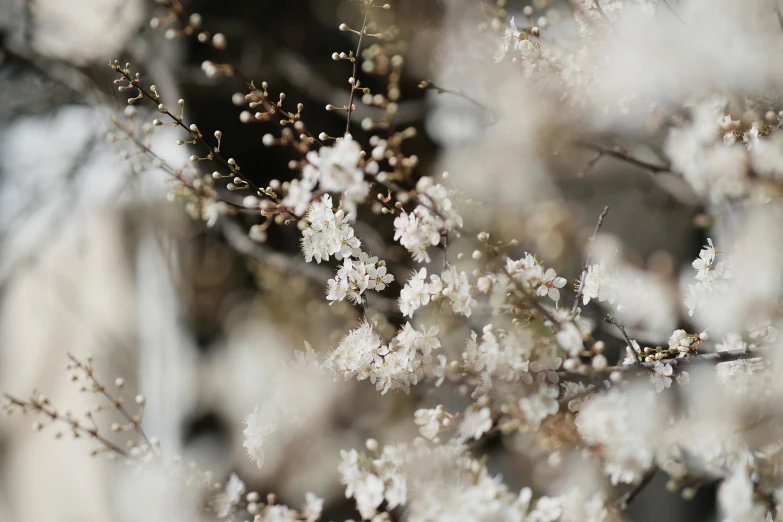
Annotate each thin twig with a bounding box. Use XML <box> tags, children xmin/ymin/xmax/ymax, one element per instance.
<box><xmin>4</xmin><ymin>393</ymin><xmax>129</xmax><ymax>458</ymax></box>
<box><xmin>557</xmin><ymin>345</ymin><xmax>767</xmax><ymax>382</ymax></box>
<box><xmin>592</xmin><ymin>0</ymin><xmax>613</xmax><ymax>25</ymax></box>
<box><xmin>576</xmin><ymin>142</ymin><xmax>670</xmax><ymax>173</ymax></box>
<box><xmin>419</xmin><ymin>81</ymin><xmax>496</xmax><ymax>123</ymax></box>
<box><xmin>606</xmin><ymin>316</ymin><xmax>641</xmax><ymax>365</ymax></box>
<box><xmin>346</xmin><ymin>8</ymin><xmax>369</xmax><ymax>135</ymax></box>
<box><xmin>660</xmin><ymin>0</ymin><xmax>690</xmax><ymax>31</ymax></box>
<box><xmin>571</xmin><ymin>206</ymin><xmax>609</xmax><ymax>315</ymax></box>
<box><xmin>614</xmin><ymin>467</ymin><xmax>658</xmax><ymax>510</ymax></box>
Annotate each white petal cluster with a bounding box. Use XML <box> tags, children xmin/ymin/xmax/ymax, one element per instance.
<box><xmin>339</xmin><ymin>444</ymin><xmax>408</xmax><ymax>520</ymax></box>
<box><xmin>326</xmin><ymin>321</ymin><xmax>440</xmax><ymax>394</ymax></box>
<box><xmin>518</xmin><ymin>385</ymin><xmax>559</xmax><ymax>429</ymax></box>
<box><xmin>305</xmin><ymin>135</ymin><xmax>370</xmax><ymax>217</ymax></box>
<box><xmin>649</xmin><ymin>361</ymin><xmax>673</xmax><ymax>393</ymax></box>
<box><xmin>664</xmin><ymin>98</ymin><xmax>749</xmax><ymax>203</ymax></box>
<box><xmin>242</xmin><ymin>406</ymin><xmax>279</xmax><ymax>469</ymax></box>
<box><xmin>457</xmin><ymin>405</ymin><xmax>493</xmax><ymax>442</ymax></box>
<box><xmin>581</xmin><ymin>261</ymin><xmax>615</xmax><ymax>305</ymax></box>
<box><xmin>576</xmin><ymin>389</ymin><xmax>655</xmax><ymax>485</ymax></box>
<box><xmin>718</xmin><ymin>468</ymin><xmax>768</xmax><ymax>522</ymax></box>
<box><xmin>212</xmin><ymin>473</ymin><xmax>245</xmax><ymax>519</ymax></box>
<box><xmin>399</xmin><ymin>268</ymin><xmax>443</xmax><ymax>317</ymax></box>
<box><xmin>505</xmin><ymin>255</ymin><xmax>568</xmax><ymax>303</ymax></box>
<box><xmin>301</xmin><ymin>194</ymin><xmax>360</xmax><ymax>263</ymax></box>
<box><xmin>414</xmin><ymin>405</ymin><xmax>446</xmax><ymax>440</ymax></box>
<box><xmin>684</xmin><ymin>238</ymin><xmax>732</xmax><ymax>316</ymax></box>
<box><xmin>327</xmin><ymin>252</ymin><xmax>394</xmax><ymax>304</ymax></box>
<box><xmin>393</xmin><ymin>177</ymin><xmax>462</xmax><ymax>264</ymax></box>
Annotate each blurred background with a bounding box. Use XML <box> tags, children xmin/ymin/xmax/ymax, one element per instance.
<box><xmin>0</xmin><ymin>0</ymin><xmax>714</xmax><ymax>520</ymax></box>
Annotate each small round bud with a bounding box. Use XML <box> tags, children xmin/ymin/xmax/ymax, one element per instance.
<box><xmin>477</xmin><ymin>231</ymin><xmax>489</xmax><ymax>242</ymax></box>
<box><xmin>247</xmin><ymin>492</ymin><xmax>260</xmax><ymax>503</ymax></box>
<box><xmin>262</xmin><ymin>134</ymin><xmax>275</xmax><ymax>146</ymax></box>
<box><xmin>115</xmin><ymin>378</ymin><xmax>125</xmax><ymax>388</ymax></box>
<box><xmin>228</xmin><ymin>158</ymin><xmax>236</xmax><ymax>166</ymax></box>
<box><xmin>472</xmin><ymin>250</ymin><xmax>482</xmax><ymax>260</ymax></box>
<box><xmin>592</xmin><ymin>354</ymin><xmax>608</xmax><ymax>371</ymax></box>
<box><xmin>189</xmin><ymin>155</ymin><xmax>198</xmax><ymax>162</ymax></box>
<box><xmin>214</xmin><ymin>130</ymin><xmax>222</xmax><ymax>140</ymax></box>
<box><xmin>135</xmin><ymin>394</ymin><xmax>146</xmax><ymax>406</ymax></box>
<box><xmin>523</xmin><ymin>5</ymin><xmax>533</xmax><ymax>16</ymax></box>
<box><xmin>212</xmin><ymin>33</ymin><xmax>227</xmax><ymax>50</ymax></box>
<box><xmin>189</xmin><ymin>124</ymin><xmax>199</xmax><ymax>133</ymax></box>
<box><xmin>152</xmin><ymin>119</ymin><xmax>163</xmax><ymax>126</ymax></box>
<box><xmin>365</xmin><ymin>438</ymin><xmax>379</xmax><ymax>451</ymax></box>
<box><xmin>339</xmin><ymin>23</ymin><xmax>349</xmax><ymax>31</ymax></box>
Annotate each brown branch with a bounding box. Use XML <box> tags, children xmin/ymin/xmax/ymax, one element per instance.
<box><xmin>419</xmin><ymin>81</ymin><xmax>496</xmax><ymax>123</ymax></box>
<box><xmin>4</xmin><ymin>393</ymin><xmax>129</xmax><ymax>458</ymax></box>
<box><xmin>576</xmin><ymin>142</ymin><xmax>670</xmax><ymax>174</ymax></box>
<box><xmin>571</xmin><ymin>206</ymin><xmax>609</xmax><ymax>315</ymax></box>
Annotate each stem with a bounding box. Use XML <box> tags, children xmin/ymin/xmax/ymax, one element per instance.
<box><xmin>571</xmin><ymin>206</ymin><xmax>609</xmax><ymax>315</ymax></box>
<box><xmin>606</xmin><ymin>316</ymin><xmax>641</xmax><ymax>365</ymax></box>
<box><xmin>576</xmin><ymin>142</ymin><xmax>670</xmax><ymax>173</ymax></box>
<box><xmin>346</xmin><ymin>8</ymin><xmax>369</xmax><ymax>135</ymax></box>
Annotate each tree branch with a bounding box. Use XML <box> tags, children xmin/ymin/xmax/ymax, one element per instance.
<box><xmin>571</xmin><ymin>206</ymin><xmax>610</xmax><ymax>315</ymax></box>
<box><xmin>576</xmin><ymin>142</ymin><xmax>670</xmax><ymax>174</ymax></box>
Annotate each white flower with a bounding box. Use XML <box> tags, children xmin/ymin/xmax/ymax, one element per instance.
<box><xmin>393</xmin><ymin>210</ymin><xmax>441</xmax><ymax>263</ymax></box>
<box><xmin>441</xmin><ymin>265</ymin><xmax>477</xmax><ymax>317</ymax></box>
<box><xmin>529</xmin><ymin>496</ymin><xmax>563</xmax><ymax>522</ymax></box>
<box><xmin>302</xmin><ymin>492</ymin><xmax>324</xmax><ymax>522</ymax></box>
<box><xmin>718</xmin><ymin>468</ymin><xmax>767</xmax><ymax>522</ymax></box>
<box><xmin>282</xmin><ymin>178</ymin><xmax>313</xmax><ymax>217</ymax></box>
<box><xmin>242</xmin><ymin>406</ymin><xmax>278</xmax><ymax>468</ymax></box>
<box><xmin>458</xmin><ymin>406</ymin><xmax>492</xmax><ymax>441</ymax></box>
<box><xmin>582</xmin><ymin>261</ymin><xmax>614</xmax><ymax>305</ymax></box>
<box><xmin>518</xmin><ymin>385</ymin><xmax>559</xmax><ymax>429</ymax></box>
<box><xmin>414</xmin><ymin>407</ymin><xmax>443</xmax><ymax>440</ymax></box>
<box><xmin>213</xmin><ymin>473</ymin><xmax>246</xmax><ymax>519</ymax></box>
<box><xmin>692</xmin><ymin>238</ymin><xmax>716</xmax><ymax>279</ymax></box>
<box><xmin>307</xmin><ymin>136</ymin><xmax>367</xmax><ymax>196</ymax></box>
<box><xmin>493</xmin><ymin>17</ymin><xmax>521</xmax><ymax>63</ymax></box>
<box><xmin>650</xmin><ymin>361</ymin><xmax>673</xmax><ymax>393</ymax></box>
<box><xmin>326</xmin><ymin>252</ymin><xmax>394</xmax><ymax>304</ymax></box>
<box><xmin>202</xmin><ymin>199</ymin><xmax>229</xmax><ymax>227</ymax></box>
<box><xmin>536</xmin><ymin>268</ymin><xmax>567</xmax><ymax>302</ymax></box>
<box><xmin>301</xmin><ymin>195</ymin><xmax>361</xmax><ymax>263</ymax></box>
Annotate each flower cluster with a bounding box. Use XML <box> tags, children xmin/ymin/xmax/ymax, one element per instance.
<box><xmin>684</xmin><ymin>238</ymin><xmax>732</xmax><ymax>316</ymax></box>
<box><xmin>326</xmin><ymin>320</ymin><xmax>440</xmax><ymax>394</ymax></box>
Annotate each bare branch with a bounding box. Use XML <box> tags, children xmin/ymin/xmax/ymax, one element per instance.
<box><xmin>606</xmin><ymin>316</ymin><xmax>641</xmax><ymax>365</ymax></box>
<box><xmin>576</xmin><ymin>142</ymin><xmax>670</xmax><ymax>174</ymax></box>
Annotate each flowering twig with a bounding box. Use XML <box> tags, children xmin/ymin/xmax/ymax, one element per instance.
<box><xmin>66</xmin><ymin>353</ymin><xmax>156</xmax><ymax>456</ymax></box>
<box><xmin>345</xmin><ymin>7</ymin><xmax>369</xmax><ymax>134</ymax></box>
<box><xmin>3</xmin><ymin>392</ymin><xmax>129</xmax><ymax>458</ymax></box>
<box><xmin>571</xmin><ymin>205</ymin><xmax>610</xmax><ymax>315</ymax></box>
<box><xmin>558</xmin><ymin>345</ymin><xmax>767</xmax><ymax>382</ymax></box>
